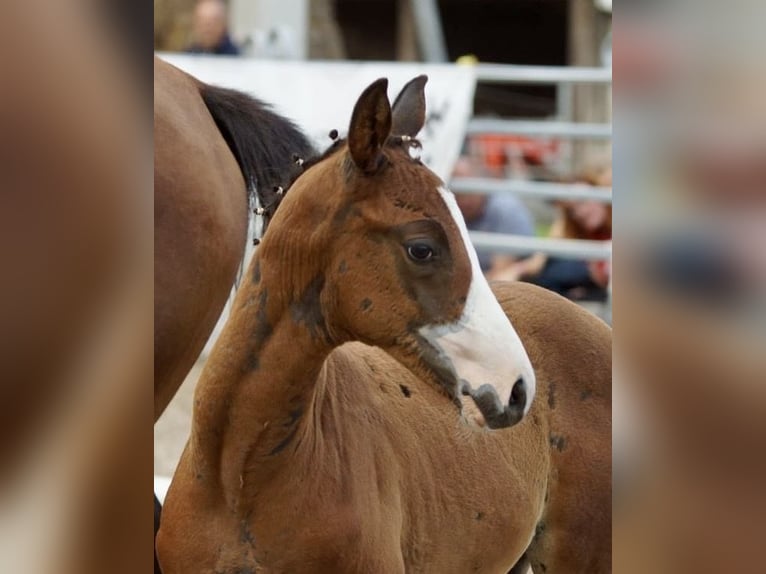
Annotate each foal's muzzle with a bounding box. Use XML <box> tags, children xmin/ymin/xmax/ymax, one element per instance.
<box><xmin>463</xmin><ymin>377</ymin><xmax>529</xmax><ymax>429</ymax></box>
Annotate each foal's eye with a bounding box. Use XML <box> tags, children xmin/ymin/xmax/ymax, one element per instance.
<box><xmin>407</xmin><ymin>243</ymin><xmax>435</xmax><ymax>262</ymax></box>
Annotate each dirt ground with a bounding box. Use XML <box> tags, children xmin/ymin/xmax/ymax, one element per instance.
<box><xmin>154</xmin><ymin>361</ymin><xmax>201</xmax><ymax>479</ymax></box>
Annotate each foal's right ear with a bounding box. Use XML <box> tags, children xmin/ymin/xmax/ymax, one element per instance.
<box><xmin>348</xmin><ymin>78</ymin><xmax>392</xmax><ymax>174</ymax></box>
<box><xmin>391</xmin><ymin>75</ymin><xmax>427</xmax><ymax>137</ymax></box>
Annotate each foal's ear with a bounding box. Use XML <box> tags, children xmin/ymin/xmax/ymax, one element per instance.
<box><xmin>391</xmin><ymin>75</ymin><xmax>428</xmax><ymax>137</ymax></box>
<box><xmin>348</xmin><ymin>78</ymin><xmax>392</xmax><ymax>174</ymax></box>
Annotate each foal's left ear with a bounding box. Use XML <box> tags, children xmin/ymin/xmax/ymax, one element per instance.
<box><xmin>348</xmin><ymin>78</ymin><xmax>392</xmax><ymax>174</ymax></box>
<box><xmin>391</xmin><ymin>75</ymin><xmax>428</xmax><ymax>137</ymax></box>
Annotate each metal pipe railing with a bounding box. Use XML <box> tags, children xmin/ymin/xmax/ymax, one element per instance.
<box><xmin>450</xmin><ymin>178</ymin><xmax>612</xmax><ymax>203</ymax></box>
<box><xmin>469</xmin><ymin>232</ymin><xmax>612</xmax><ymax>261</ymax></box>
<box><xmin>466</xmin><ymin>118</ymin><xmax>612</xmax><ymax>140</ymax></box>
<box><xmin>474</xmin><ymin>63</ymin><xmax>612</xmax><ymax>85</ymax></box>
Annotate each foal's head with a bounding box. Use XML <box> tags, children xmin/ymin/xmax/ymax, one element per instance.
<box><xmin>260</xmin><ymin>77</ymin><xmax>535</xmax><ymax>429</ymax></box>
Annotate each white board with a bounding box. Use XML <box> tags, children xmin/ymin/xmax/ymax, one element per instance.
<box><xmin>157</xmin><ymin>53</ymin><xmax>477</xmax><ymax>182</ymax></box>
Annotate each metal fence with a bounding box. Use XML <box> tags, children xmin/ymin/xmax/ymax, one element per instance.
<box><xmin>449</xmin><ymin>63</ymin><xmax>612</xmax><ymax>261</ymax></box>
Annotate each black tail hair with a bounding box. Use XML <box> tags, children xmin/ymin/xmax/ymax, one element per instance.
<box><xmin>199</xmin><ymin>84</ymin><xmax>316</xmax><ymax>213</ymax></box>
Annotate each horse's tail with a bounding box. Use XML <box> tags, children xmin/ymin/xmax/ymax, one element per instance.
<box><xmin>198</xmin><ymin>83</ymin><xmax>316</xmax><ymax>212</ymax></box>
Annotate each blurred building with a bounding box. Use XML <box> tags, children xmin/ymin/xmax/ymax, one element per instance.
<box><xmin>154</xmin><ymin>0</ymin><xmax>611</xmax><ymax>170</ymax></box>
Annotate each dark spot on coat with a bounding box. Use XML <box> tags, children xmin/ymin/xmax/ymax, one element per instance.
<box><xmin>338</xmin><ymin>260</ymin><xmax>348</xmax><ymax>274</ymax></box>
<box><xmin>580</xmin><ymin>389</ymin><xmax>593</xmax><ymax>401</ymax></box>
<box><xmin>253</xmin><ymin>289</ymin><xmax>271</xmax><ymax>342</ymax></box>
<box><xmin>290</xmin><ymin>275</ymin><xmax>328</xmax><ymax>341</ymax></box>
<box><xmin>240</xmin><ymin>520</ymin><xmax>255</xmax><ymax>547</ymax></box>
<box><xmin>550</xmin><ymin>435</ymin><xmax>567</xmax><ymax>451</ymax></box>
<box><xmin>547</xmin><ymin>381</ymin><xmax>556</xmax><ymax>409</ymax></box>
<box><xmin>244</xmin><ymin>353</ymin><xmax>260</xmax><ymax>372</ymax></box>
<box><xmin>360</xmin><ymin>297</ymin><xmax>372</xmax><ymax>311</ymax></box>
<box><xmin>244</xmin><ymin>288</ymin><xmax>273</xmax><ymax>373</ymax></box>
<box><xmin>474</xmin><ymin>511</ymin><xmax>484</xmax><ymax>520</ymax></box>
<box><xmin>269</xmin><ymin>425</ymin><xmax>299</xmax><ymax>456</ymax></box>
<box><xmin>284</xmin><ymin>407</ymin><xmax>302</xmax><ymax>427</ymax></box>
<box><xmin>332</xmin><ymin>199</ymin><xmax>360</xmax><ymax>227</ymax></box>
<box><xmin>399</xmin><ymin>384</ymin><xmax>411</xmax><ymax>398</ymax></box>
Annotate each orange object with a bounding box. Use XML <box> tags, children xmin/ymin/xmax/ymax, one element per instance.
<box><xmin>472</xmin><ymin>134</ymin><xmax>559</xmax><ymax>171</ymax></box>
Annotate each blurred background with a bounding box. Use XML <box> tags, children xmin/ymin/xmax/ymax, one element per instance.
<box><xmin>3</xmin><ymin>0</ymin><xmax>764</xmax><ymax>572</ymax></box>
<box><xmin>612</xmin><ymin>2</ymin><xmax>766</xmax><ymax>572</ymax></box>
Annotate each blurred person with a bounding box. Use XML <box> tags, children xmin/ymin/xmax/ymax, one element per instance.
<box><xmin>452</xmin><ymin>156</ymin><xmax>535</xmax><ymax>276</ymax></box>
<box><xmin>495</xmin><ymin>166</ymin><xmax>612</xmax><ymax>302</ymax></box>
<box><xmin>186</xmin><ymin>0</ymin><xmax>240</xmax><ymax>55</ymax></box>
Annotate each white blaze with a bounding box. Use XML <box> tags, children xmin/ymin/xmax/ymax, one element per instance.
<box><xmin>419</xmin><ymin>186</ymin><xmax>536</xmax><ymax>417</ymax></box>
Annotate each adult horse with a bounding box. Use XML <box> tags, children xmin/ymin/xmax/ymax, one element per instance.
<box><xmin>157</xmin><ymin>76</ymin><xmax>610</xmax><ymax>572</ymax></box>
<box><xmin>154</xmin><ymin>56</ymin><xmax>314</xmax><ymax>421</ymax></box>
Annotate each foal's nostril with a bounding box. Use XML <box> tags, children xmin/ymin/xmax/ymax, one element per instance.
<box><xmin>510</xmin><ymin>377</ymin><xmax>526</xmax><ymax>406</ymax></box>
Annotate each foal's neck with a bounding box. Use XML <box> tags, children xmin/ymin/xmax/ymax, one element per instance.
<box><xmin>191</xmin><ymin>254</ymin><xmax>333</xmax><ymax>499</ymax></box>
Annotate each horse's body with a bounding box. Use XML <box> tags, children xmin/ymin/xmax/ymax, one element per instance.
<box><xmin>157</xmin><ymin>76</ymin><xmax>610</xmax><ymax>573</ymax></box>
<box><xmin>154</xmin><ymin>57</ymin><xmax>313</xmax><ymax>419</ymax></box>
<box><xmin>496</xmin><ymin>282</ymin><xmax>611</xmax><ymax>573</ymax></box>
<box><xmin>159</xmin><ymin>282</ymin><xmax>610</xmax><ymax>573</ymax></box>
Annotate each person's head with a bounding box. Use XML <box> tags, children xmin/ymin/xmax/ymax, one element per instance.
<box><xmin>565</xmin><ymin>200</ymin><xmax>611</xmax><ymax>234</ymax></box>
<box><xmin>558</xmin><ymin>164</ymin><xmax>613</xmax><ymax>238</ymax></box>
<box><xmin>455</xmin><ymin>193</ymin><xmax>488</xmax><ymax>224</ymax></box>
<box><xmin>452</xmin><ymin>155</ymin><xmax>489</xmax><ymax>224</ymax></box>
<box><xmin>192</xmin><ymin>0</ymin><xmax>229</xmax><ymax>50</ymax></box>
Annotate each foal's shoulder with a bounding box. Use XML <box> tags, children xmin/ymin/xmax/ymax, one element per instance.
<box><xmin>324</xmin><ymin>343</ymin><xmax>437</xmax><ymax>402</ymax></box>
<box><xmin>325</xmin><ymin>342</ymin><xmax>410</xmax><ymax>384</ymax></box>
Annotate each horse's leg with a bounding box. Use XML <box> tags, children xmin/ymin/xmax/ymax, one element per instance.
<box><xmin>154</xmin><ymin>494</ymin><xmax>162</xmax><ymax>574</ymax></box>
